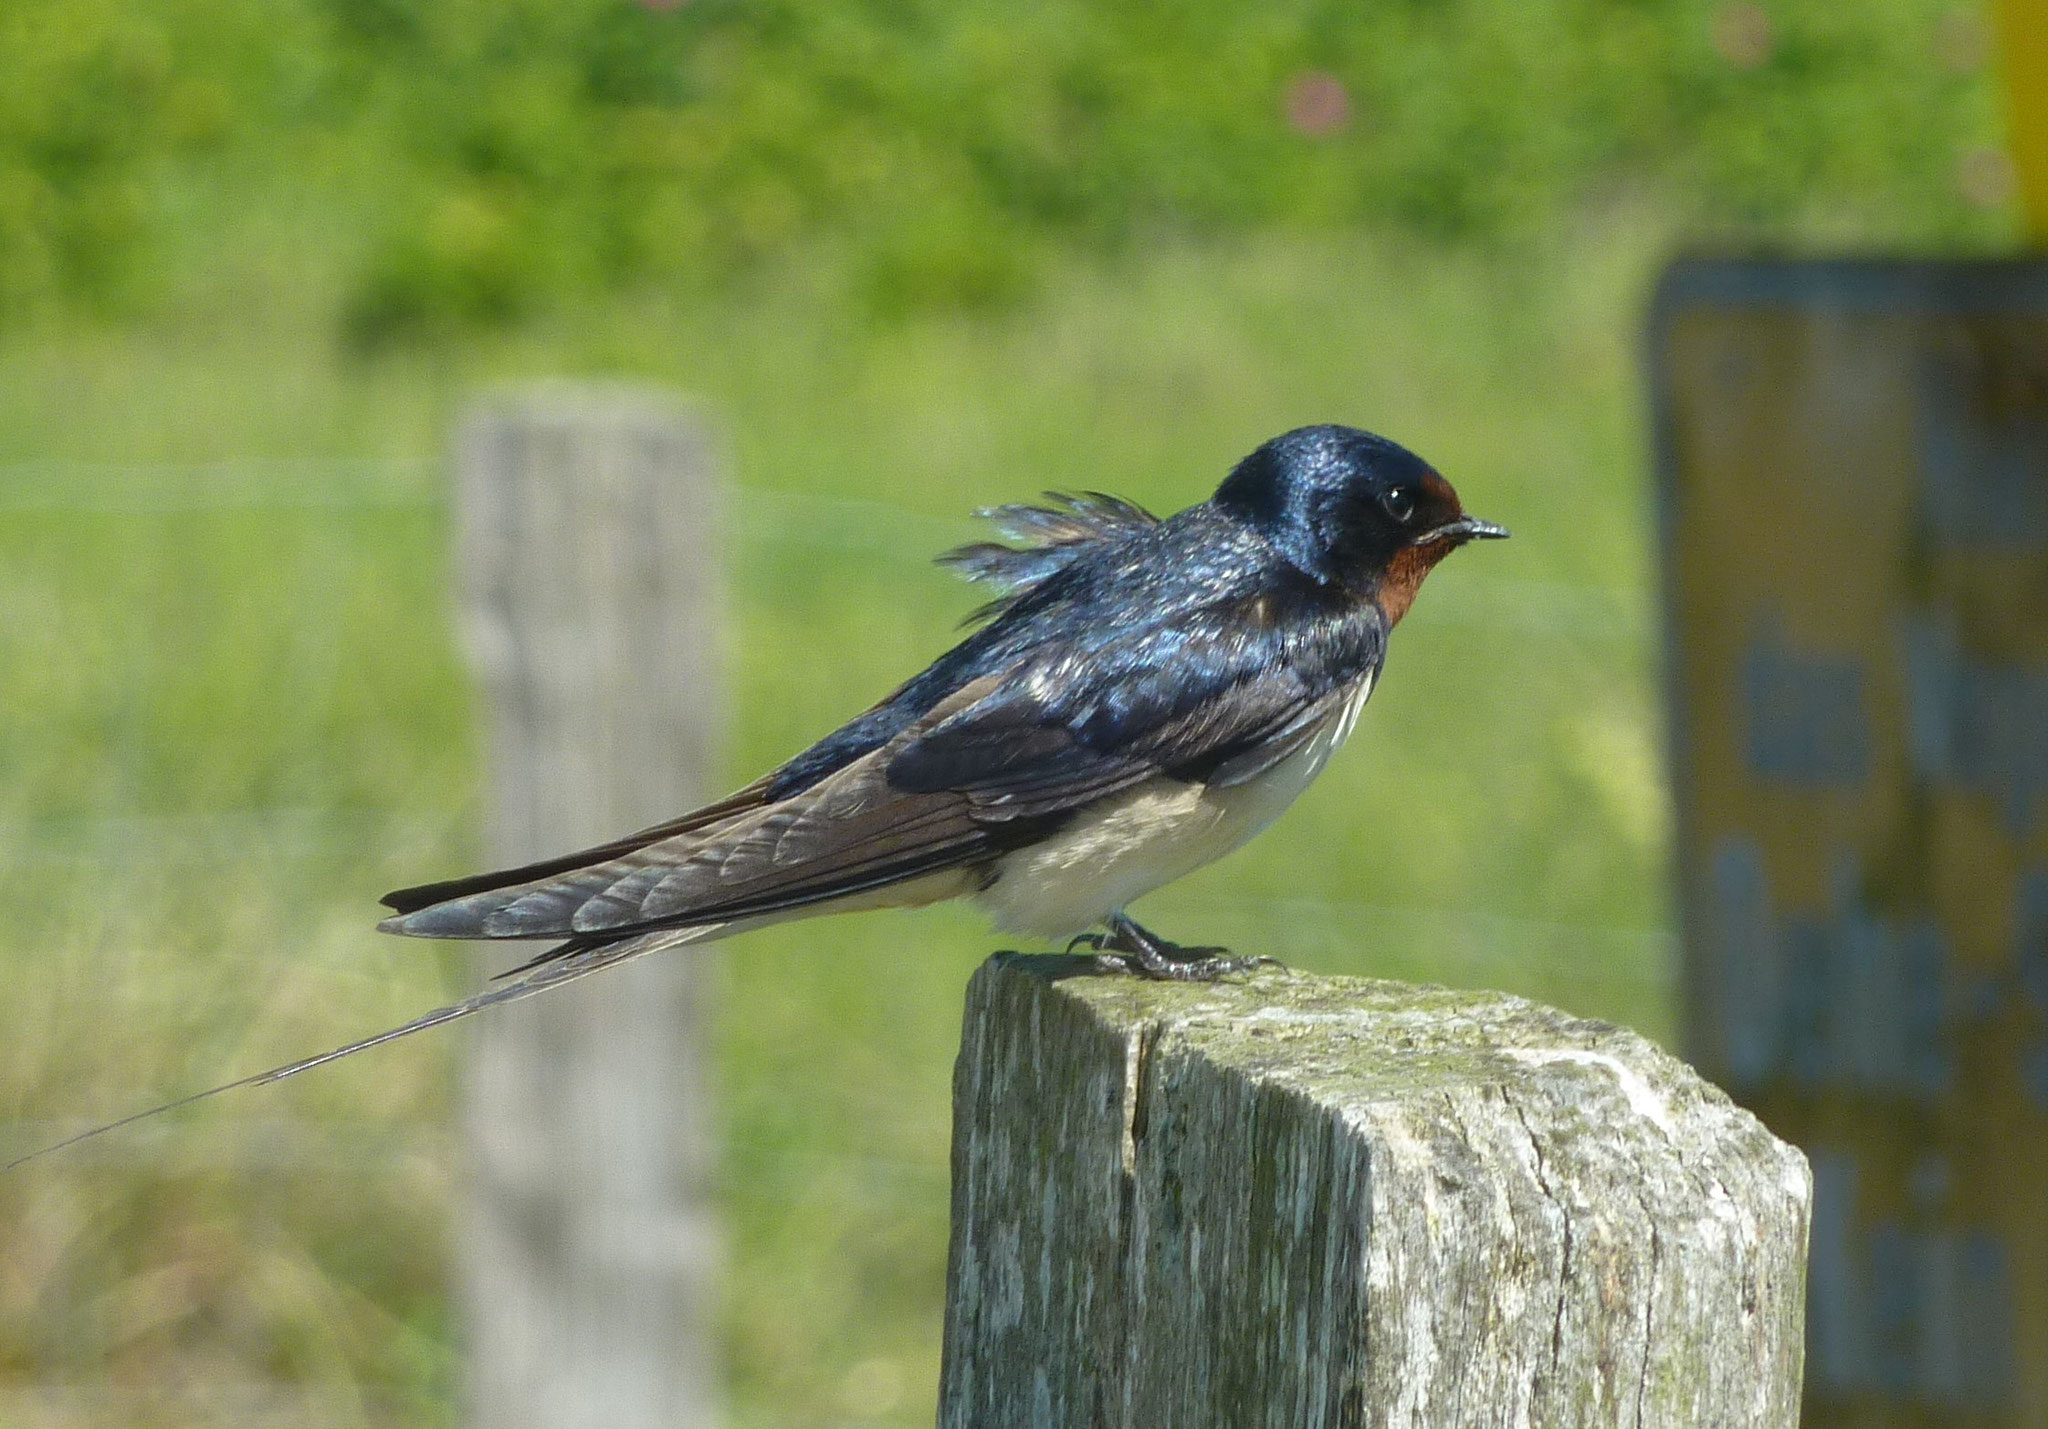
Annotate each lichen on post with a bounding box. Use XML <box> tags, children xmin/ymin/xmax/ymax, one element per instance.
<box><xmin>938</xmin><ymin>954</ymin><xmax>1810</xmax><ymax>1428</ymax></box>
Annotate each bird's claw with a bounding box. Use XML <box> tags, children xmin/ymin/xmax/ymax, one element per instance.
<box><xmin>1078</xmin><ymin>916</ymin><xmax>1281</xmax><ymax>982</ymax></box>
<box><xmin>1127</xmin><ymin>951</ymin><xmax>1273</xmax><ymax>981</ymax></box>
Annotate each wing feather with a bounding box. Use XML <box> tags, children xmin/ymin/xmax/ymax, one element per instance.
<box><xmin>384</xmin><ymin>593</ymin><xmax>1384</xmax><ymax>945</ymax></box>
<box><xmin>888</xmin><ymin>600</ymin><xmax>1381</xmax><ymax>809</ymax></box>
<box><xmin>379</xmin><ymin>776</ymin><xmax>780</xmax><ymax>916</ymax></box>
<box><xmin>384</xmin><ymin>677</ymin><xmax>1013</xmax><ymax>940</ymax></box>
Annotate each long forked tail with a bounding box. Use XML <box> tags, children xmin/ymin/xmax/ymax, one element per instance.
<box><xmin>1</xmin><ymin>922</ymin><xmax>723</xmax><ymax>1174</ymax></box>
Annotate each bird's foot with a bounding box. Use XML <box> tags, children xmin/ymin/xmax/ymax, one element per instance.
<box><xmin>1074</xmin><ymin>916</ymin><xmax>1280</xmax><ymax>982</ymax></box>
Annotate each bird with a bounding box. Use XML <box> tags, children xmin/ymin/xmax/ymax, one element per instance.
<box><xmin>6</xmin><ymin>423</ymin><xmax>1505</xmax><ymax>1170</ymax></box>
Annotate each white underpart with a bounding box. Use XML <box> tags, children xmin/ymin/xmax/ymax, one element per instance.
<box><xmin>976</xmin><ymin>669</ymin><xmax>1376</xmax><ymax>937</ymax></box>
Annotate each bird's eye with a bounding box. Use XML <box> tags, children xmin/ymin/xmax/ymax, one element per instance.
<box><xmin>1383</xmin><ymin>486</ymin><xmax>1415</xmax><ymax>523</ymax></box>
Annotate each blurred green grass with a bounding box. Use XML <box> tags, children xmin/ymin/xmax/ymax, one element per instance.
<box><xmin>1</xmin><ymin>227</ymin><xmax>1674</xmax><ymax>1427</ymax></box>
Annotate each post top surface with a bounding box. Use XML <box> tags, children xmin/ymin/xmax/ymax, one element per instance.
<box><xmin>980</xmin><ymin>953</ymin><xmax>1807</xmax><ymax>1196</ymax></box>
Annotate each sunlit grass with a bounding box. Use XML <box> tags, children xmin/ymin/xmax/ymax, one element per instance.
<box><xmin>0</xmin><ymin>228</ymin><xmax>1676</xmax><ymax>1427</ymax></box>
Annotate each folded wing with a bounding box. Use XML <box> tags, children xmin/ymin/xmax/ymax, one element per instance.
<box><xmin>380</xmin><ymin>594</ymin><xmax>1383</xmax><ymax>948</ymax></box>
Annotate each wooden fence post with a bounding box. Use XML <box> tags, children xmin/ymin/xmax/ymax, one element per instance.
<box><xmin>940</xmin><ymin>955</ymin><xmax>1811</xmax><ymax>1427</ymax></box>
<box><xmin>454</xmin><ymin>385</ymin><xmax>723</xmax><ymax>1429</ymax></box>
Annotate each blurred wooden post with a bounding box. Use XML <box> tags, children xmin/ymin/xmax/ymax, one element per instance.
<box><xmin>1654</xmin><ymin>262</ymin><xmax>2048</xmax><ymax>1422</ymax></box>
<box><xmin>454</xmin><ymin>386</ymin><xmax>723</xmax><ymax>1429</ymax></box>
<box><xmin>940</xmin><ymin>956</ymin><xmax>1810</xmax><ymax>1427</ymax></box>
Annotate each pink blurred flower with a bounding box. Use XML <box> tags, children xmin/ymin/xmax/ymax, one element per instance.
<box><xmin>1283</xmin><ymin>71</ymin><xmax>1351</xmax><ymax>139</ymax></box>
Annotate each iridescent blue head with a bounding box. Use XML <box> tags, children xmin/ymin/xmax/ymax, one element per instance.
<box><xmin>1212</xmin><ymin>424</ymin><xmax>1507</xmax><ymax>611</ymax></box>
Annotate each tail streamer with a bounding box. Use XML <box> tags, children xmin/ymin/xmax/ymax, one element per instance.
<box><xmin>2</xmin><ymin>923</ymin><xmax>721</xmax><ymax>1174</ymax></box>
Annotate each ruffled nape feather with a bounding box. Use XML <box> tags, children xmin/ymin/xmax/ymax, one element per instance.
<box><xmin>936</xmin><ymin>491</ymin><xmax>1158</xmax><ymax>622</ymax></box>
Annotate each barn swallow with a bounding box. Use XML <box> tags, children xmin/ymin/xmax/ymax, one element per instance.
<box><xmin>7</xmin><ymin>424</ymin><xmax>1504</xmax><ymax>1169</ymax></box>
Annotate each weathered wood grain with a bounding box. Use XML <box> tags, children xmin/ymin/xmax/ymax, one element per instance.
<box><xmin>940</xmin><ymin>955</ymin><xmax>1810</xmax><ymax>1428</ymax></box>
<box><xmin>455</xmin><ymin>386</ymin><xmax>724</xmax><ymax>1429</ymax></box>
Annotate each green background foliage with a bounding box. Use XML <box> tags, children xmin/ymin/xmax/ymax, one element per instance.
<box><xmin>0</xmin><ymin>0</ymin><xmax>2013</xmax><ymax>335</ymax></box>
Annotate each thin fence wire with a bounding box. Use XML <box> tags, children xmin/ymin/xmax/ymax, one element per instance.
<box><xmin>0</xmin><ymin>454</ymin><xmax>1651</xmax><ymax>640</ymax></box>
<box><xmin>0</xmin><ymin>454</ymin><xmax>1670</xmax><ymax>1416</ymax></box>
<box><xmin>0</xmin><ymin>468</ymin><xmax>1668</xmax><ymax>966</ymax></box>
<box><xmin>0</xmin><ymin>453</ymin><xmax>1669</xmax><ymax>1061</ymax></box>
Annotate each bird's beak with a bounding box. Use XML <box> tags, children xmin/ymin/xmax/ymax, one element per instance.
<box><xmin>1423</xmin><ymin>515</ymin><xmax>1511</xmax><ymax>545</ymax></box>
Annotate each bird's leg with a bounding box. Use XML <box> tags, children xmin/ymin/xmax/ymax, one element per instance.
<box><xmin>1089</xmin><ymin>913</ymin><xmax>1275</xmax><ymax>981</ymax></box>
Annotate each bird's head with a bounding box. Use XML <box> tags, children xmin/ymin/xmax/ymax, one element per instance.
<box><xmin>1212</xmin><ymin>424</ymin><xmax>1507</xmax><ymax>619</ymax></box>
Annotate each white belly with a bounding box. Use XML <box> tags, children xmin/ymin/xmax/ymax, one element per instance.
<box><xmin>974</xmin><ymin>672</ymin><xmax>1373</xmax><ymax>937</ymax></box>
